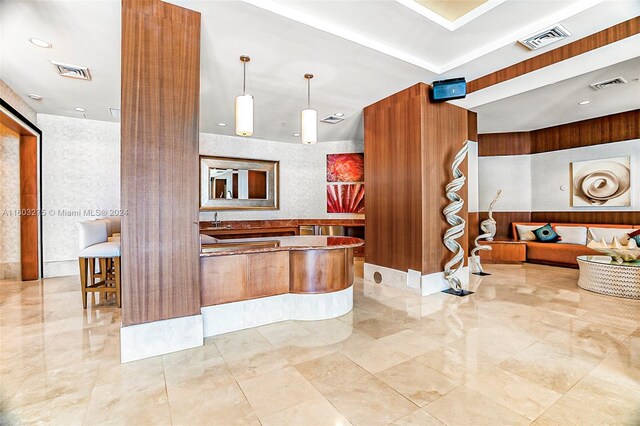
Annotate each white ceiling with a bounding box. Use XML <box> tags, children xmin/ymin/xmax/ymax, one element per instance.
<box><xmin>0</xmin><ymin>0</ymin><xmax>638</xmax><ymax>143</ymax></box>
<box><xmin>475</xmin><ymin>57</ymin><xmax>640</xmax><ymax>133</ymax></box>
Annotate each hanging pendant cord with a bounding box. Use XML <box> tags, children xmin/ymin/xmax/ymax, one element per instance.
<box><xmin>307</xmin><ymin>78</ymin><xmax>310</xmax><ymax>109</ymax></box>
<box><xmin>243</xmin><ymin>61</ymin><xmax>246</xmax><ymax>96</ymax></box>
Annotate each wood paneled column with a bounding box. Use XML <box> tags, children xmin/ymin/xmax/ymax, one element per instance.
<box><xmin>364</xmin><ymin>83</ymin><xmax>469</xmax><ymax>275</ymax></box>
<box><xmin>121</xmin><ymin>0</ymin><xmax>201</xmax><ymax>327</ymax></box>
<box><xmin>19</xmin><ymin>135</ymin><xmax>39</xmax><ymax>280</ymax></box>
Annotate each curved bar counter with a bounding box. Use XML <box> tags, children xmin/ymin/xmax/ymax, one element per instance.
<box><xmin>199</xmin><ymin>236</ymin><xmax>363</xmax><ymax>337</ymax></box>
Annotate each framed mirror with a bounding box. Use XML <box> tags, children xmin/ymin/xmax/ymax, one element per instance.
<box><xmin>200</xmin><ymin>156</ymin><xmax>279</xmax><ymax>210</ymax></box>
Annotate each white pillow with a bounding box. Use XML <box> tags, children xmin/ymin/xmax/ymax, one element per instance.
<box><xmin>515</xmin><ymin>224</ymin><xmax>540</xmax><ymax>241</ymax></box>
<box><xmin>588</xmin><ymin>227</ymin><xmax>635</xmax><ymax>244</ymax></box>
<box><xmin>555</xmin><ymin>226</ymin><xmax>587</xmax><ymax>245</ymax></box>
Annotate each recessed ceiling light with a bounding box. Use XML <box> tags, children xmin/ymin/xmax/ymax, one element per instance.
<box><xmin>28</xmin><ymin>94</ymin><xmax>43</xmax><ymax>101</ymax></box>
<box><xmin>29</xmin><ymin>38</ymin><xmax>52</xmax><ymax>48</ymax></box>
<box><xmin>217</xmin><ymin>122</ymin><xmax>227</xmax><ymax>127</ymax></box>
<box><xmin>293</xmin><ymin>133</ymin><xmax>300</xmax><ymax>137</ymax></box>
<box><xmin>334</xmin><ymin>112</ymin><xmax>345</xmax><ymax>117</ymax></box>
<box><xmin>74</xmin><ymin>107</ymin><xmax>86</xmax><ymax>112</ymax></box>
<box><xmin>578</xmin><ymin>100</ymin><xmax>591</xmax><ymax>105</ymax></box>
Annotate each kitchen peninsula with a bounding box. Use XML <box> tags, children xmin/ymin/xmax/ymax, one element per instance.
<box><xmin>199</xmin><ymin>235</ymin><xmax>364</xmax><ymax>337</ymax></box>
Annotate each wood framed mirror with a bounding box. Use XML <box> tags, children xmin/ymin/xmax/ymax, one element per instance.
<box><xmin>199</xmin><ymin>156</ymin><xmax>279</xmax><ymax>210</ymax></box>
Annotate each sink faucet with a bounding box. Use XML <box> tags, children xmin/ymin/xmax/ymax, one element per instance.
<box><xmin>211</xmin><ymin>212</ymin><xmax>223</xmax><ymax>228</ymax></box>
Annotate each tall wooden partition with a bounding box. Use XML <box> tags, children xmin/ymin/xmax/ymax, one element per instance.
<box><xmin>19</xmin><ymin>135</ymin><xmax>39</xmax><ymax>280</ymax></box>
<box><xmin>121</xmin><ymin>0</ymin><xmax>201</xmax><ymax>326</ymax></box>
<box><xmin>364</xmin><ymin>83</ymin><xmax>469</xmax><ymax>275</ymax></box>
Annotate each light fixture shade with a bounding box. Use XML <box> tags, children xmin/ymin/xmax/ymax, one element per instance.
<box><xmin>235</xmin><ymin>94</ymin><xmax>253</xmax><ymax>136</ymax></box>
<box><xmin>301</xmin><ymin>108</ymin><xmax>317</xmax><ymax>145</ymax></box>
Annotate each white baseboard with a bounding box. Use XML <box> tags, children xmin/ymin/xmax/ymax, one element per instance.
<box><xmin>201</xmin><ymin>286</ymin><xmax>353</xmax><ymax>338</ymax></box>
<box><xmin>44</xmin><ymin>260</ymin><xmax>78</xmax><ymax>278</ymax></box>
<box><xmin>120</xmin><ymin>314</ymin><xmax>204</xmax><ymax>363</ymax></box>
<box><xmin>364</xmin><ymin>262</ymin><xmax>471</xmax><ymax>297</ymax></box>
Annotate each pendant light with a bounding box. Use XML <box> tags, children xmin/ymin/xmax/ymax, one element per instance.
<box><xmin>235</xmin><ymin>55</ymin><xmax>253</xmax><ymax>137</ymax></box>
<box><xmin>301</xmin><ymin>73</ymin><xmax>317</xmax><ymax>145</ymax></box>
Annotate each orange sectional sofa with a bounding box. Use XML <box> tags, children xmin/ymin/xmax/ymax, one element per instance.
<box><xmin>510</xmin><ymin>222</ymin><xmax>640</xmax><ymax>268</ymax></box>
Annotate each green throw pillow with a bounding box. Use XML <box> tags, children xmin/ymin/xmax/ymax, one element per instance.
<box><xmin>533</xmin><ymin>224</ymin><xmax>559</xmax><ymax>243</ymax></box>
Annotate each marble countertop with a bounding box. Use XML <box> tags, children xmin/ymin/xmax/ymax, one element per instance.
<box><xmin>200</xmin><ymin>235</ymin><xmax>364</xmax><ymax>257</ymax></box>
<box><xmin>199</xmin><ymin>218</ymin><xmax>364</xmax><ymax>232</ymax></box>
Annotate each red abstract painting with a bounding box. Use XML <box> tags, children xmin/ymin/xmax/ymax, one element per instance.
<box><xmin>327</xmin><ymin>184</ymin><xmax>365</xmax><ymax>213</ymax></box>
<box><xmin>327</xmin><ymin>153</ymin><xmax>364</xmax><ymax>182</ymax></box>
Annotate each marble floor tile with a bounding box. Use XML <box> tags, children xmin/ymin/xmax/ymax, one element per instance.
<box><xmin>424</xmin><ymin>385</ymin><xmax>530</xmax><ymax>426</ymax></box>
<box><xmin>341</xmin><ymin>339</ymin><xmax>411</xmax><ymax>374</ymax></box>
<box><xmin>376</xmin><ymin>329</ymin><xmax>444</xmax><ymax>357</ymax></box>
<box><xmin>213</xmin><ymin>328</ymin><xmax>274</xmax><ymax>362</ymax></box>
<box><xmin>275</xmin><ymin>333</ymin><xmax>337</xmax><ymax>365</ymax></box>
<box><xmin>257</xmin><ymin>320</ymin><xmax>312</xmax><ymax>345</ymax></box>
<box><xmin>391</xmin><ymin>408</ymin><xmax>444</xmax><ymax>426</ymax></box>
<box><xmin>295</xmin><ymin>352</ymin><xmax>370</xmax><ymax>394</ymax></box>
<box><xmin>3</xmin><ymin>263</ymin><xmax>640</xmax><ymax>425</ymax></box>
<box><xmin>376</xmin><ymin>359</ymin><xmax>460</xmax><ymax>406</ymax></box>
<box><xmin>466</xmin><ymin>366</ymin><xmax>563</xmax><ymax>420</ymax></box>
<box><xmin>259</xmin><ymin>398</ymin><xmax>352</xmax><ymax>426</ymax></box>
<box><xmin>352</xmin><ymin>317</ymin><xmax>408</xmax><ymax>339</ymax></box>
<box><xmin>500</xmin><ymin>341</ymin><xmax>602</xmax><ymax>393</ymax></box>
<box><xmin>226</xmin><ymin>347</ymin><xmax>291</xmax><ymax>382</ymax></box>
<box><xmin>534</xmin><ymin>375</ymin><xmax>640</xmax><ymax>425</ymax></box>
<box><xmin>324</xmin><ymin>375</ymin><xmax>417</xmax><ymax>425</ymax></box>
<box><xmin>237</xmin><ymin>366</ymin><xmax>323</xmax><ymax>417</ymax></box>
<box><xmin>415</xmin><ymin>344</ymin><xmax>497</xmax><ymax>383</ymax></box>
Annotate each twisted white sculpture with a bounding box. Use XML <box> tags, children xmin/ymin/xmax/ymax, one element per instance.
<box><xmin>481</xmin><ymin>189</ymin><xmax>502</xmax><ymax>241</ymax></box>
<box><xmin>443</xmin><ymin>141</ymin><xmax>469</xmax><ymax>292</ymax></box>
<box><xmin>471</xmin><ymin>189</ymin><xmax>502</xmax><ymax>274</ymax></box>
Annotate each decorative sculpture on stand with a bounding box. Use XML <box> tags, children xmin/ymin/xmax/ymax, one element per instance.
<box><xmin>442</xmin><ymin>141</ymin><xmax>473</xmax><ymax>297</ymax></box>
<box><xmin>481</xmin><ymin>189</ymin><xmax>502</xmax><ymax>241</ymax></box>
<box><xmin>471</xmin><ymin>189</ymin><xmax>502</xmax><ymax>276</ymax></box>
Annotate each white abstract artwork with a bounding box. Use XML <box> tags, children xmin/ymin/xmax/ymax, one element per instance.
<box><xmin>571</xmin><ymin>156</ymin><xmax>631</xmax><ymax>207</ymax></box>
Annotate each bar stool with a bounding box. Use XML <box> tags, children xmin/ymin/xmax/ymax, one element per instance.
<box><xmin>77</xmin><ymin>221</ymin><xmax>121</xmax><ymax>308</ymax></box>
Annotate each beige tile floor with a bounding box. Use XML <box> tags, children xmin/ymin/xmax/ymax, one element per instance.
<box><xmin>1</xmin><ymin>261</ymin><xmax>640</xmax><ymax>425</ymax></box>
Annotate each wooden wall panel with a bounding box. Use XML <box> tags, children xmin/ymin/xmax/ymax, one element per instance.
<box><xmin>478</xmin><ymin>211</ymin><xmax>532</xmax><ymax>239</ymax></box>
<box><xmin>289</xmin><ymin>249</ymin><xmax>349</xmax><ymax>294</ymax></box>
<box><xmin>468</xmin><ymin>212</ymin><xmax>480</xmax><ymax>249</ymax></box>
<box><xmin>530</xmin><ymin>211</ymin><xmax>640</xmax><ymax>226</ymax></box>
<box><xmin>478</xmin><ymin>110</ymin><xmax>639</xmax><ymax>156</ymax></box>
<box><xmin>468</xmin><ymin>17</ymin><xmax>640</xmax><ymax>93</ymax></box>
<box><xmin>364</xmin><ymin>84</ymin><xmax>424</xmax><ymax>272</ymax></box>
<box><xmin>422</xmin><ymin>94</ymin><xmax>469</xmax><ymax>272</ymax></box>
<box><xmin>121</xmin><ymin>0</ymin><xmax>201</xmax><ymax>326</ymax></box>
<box><xmin>247</xmin><ymin>252</ymin><xmax>290</xmax><ymax>299</ymax></box>
<box><xmin>477</xmin><ymin>132</ymin><xmax>531</xmax><ymax>156</ymax></box>
<box><xmin>364</xmin><ymin>83</ymin><xmax>469</xmax><ymax>275</ymax></box>
<box><xmin>19</xmin><ymin>135</ymin><xmax>38</xmax><ymax>280</ymax></box>
<box><xmin>530</xmin><ymin>110</ymin><xmax>640</xmax><ymax>153</ymax></box>
<box><xmin>200</xmin><ymin>255</ymin><xmax>248</xmax><ymax>306</ymax></box>
<box><xmin>467</xmin><ymin>111</ymin><xmax>478</xmax><ymax>142</ymax></box>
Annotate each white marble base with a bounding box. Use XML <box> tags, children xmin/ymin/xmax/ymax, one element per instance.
<box><xmin>201</xmin><ymin>286</ymin><xmax>353</xmax><ymax>338</ymax></box>
<box><xmin>420</xmin><ymin>266</ymin><xmax>470</xmax><ymax>296</ymax></box>
<box><xmin>120</xmin><ymin>314</ymin><xmax>203</xmax><ymax>363</ymax></box>
<box><xmin>43</xmin><ymin>260</ymin><xmax>77</xmax><ymax>278</ymax></box>
<box><xmin>364</xmin><ymin>262</ymin><xmax>471</xmax><ymax>297</ymax></box>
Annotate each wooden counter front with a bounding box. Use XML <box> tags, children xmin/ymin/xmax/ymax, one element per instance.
<box><xmin>200</xmin><ymin>236</ymin><xmax>362</xmax><ymax>306</ymax></box>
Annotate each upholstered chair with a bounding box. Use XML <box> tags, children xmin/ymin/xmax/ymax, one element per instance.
<box><xmin>77</xmin><ymin>221</ymin><xmax>121</xmax><ymax>308</ymax></box>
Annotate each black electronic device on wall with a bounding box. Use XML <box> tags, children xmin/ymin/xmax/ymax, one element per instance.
<box><xmin>429</xmin><ymin>78</ymin><xmax>467</xmax><ymax>103</ymax></box>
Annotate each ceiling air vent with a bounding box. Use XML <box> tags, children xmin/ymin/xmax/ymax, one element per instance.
<box><xmin>320</xmin><ymin>114</ymin><xmax>345</xmax><ymax>124</ymax></box>
<box><xmin>518</xmin><ymin>24</ymin><xmax>571</xmax><ymax>50</ymax></box>
<box><xmin>51</xmin><ymin>61</ymin><xmax>92</xmax><ymax>80</ymax></box>
<box><xmin>589</xmin><ymin>77</ymin><xmax>628</xmax><ymax>90</ymax></box>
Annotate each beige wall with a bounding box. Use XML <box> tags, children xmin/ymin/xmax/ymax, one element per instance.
<box><xmin>0</xmin><ymin>123</ymin><xmax>21</xmax><ymax>279</ymax></box>
<box><xmin>38</xmin><ymin>113</ymin><xmax>364</xmax><ymax>277</ymax></box>
<box><xmin>0</xmin><ymin>79</ymin><xmax>37</xmax><ymax>124</ymax></box>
